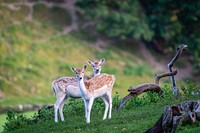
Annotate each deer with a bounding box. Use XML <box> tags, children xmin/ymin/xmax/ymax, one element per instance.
<box><xmin>52</xmin><ymin>58</ymin><xmax>105</xmax><ymax>122</ymax></box>
<box><xmin>71</xmin><ymin>65</ymin><xmax>115</xmax><ymax>124</ymax></box>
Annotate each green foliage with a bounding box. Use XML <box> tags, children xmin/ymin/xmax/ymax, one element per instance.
<box><xmin>142</xmin><ymin>0</ymin><xmax>200</xmax><ymax>70</ymax></box>
<box><xmin>77</xmin><ymin>0</ymin><xmax>200</xmax><ymax>71</ymax></box>
<box><xmin>76</xmin><ymin>0</ymin><xmax>154</xmax><ymax>40</ymax></box>
<box><xmin>3</xmin><ymin>109</ymin><xmax>31</xmax><ymax>132</ymax></box>
<box><xmin>32</xmin><ymin>106</ymin><xmax>54</xmax><ymax>123</ymax></box>
<box><xmin>181</xmin><ymin>80</ymin><xmax>200</xmax><ymax>96</ymax></box>
<box><xmin>112</xmin><ymin>92</ymin><xmax>121</xmax><ymax>109</ymax></box>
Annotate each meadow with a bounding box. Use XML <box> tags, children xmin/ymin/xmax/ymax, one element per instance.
<box><xmin>0</xmin><ymin>1</ymin><xmax>200</xmax><ymax>132</ymax></box>
<box><xmin>1</xmin><ymin>83</ymin><xmax>200</xmax><ymax>133</ymax></box>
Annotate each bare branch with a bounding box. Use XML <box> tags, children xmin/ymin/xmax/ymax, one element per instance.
<box><xmin>154</xmin><ymin>70</ymin><xmax>177</xmax><ymax>85</ymax></box>
<box><xmin>168</xmin><ymin>44</ymin><xmax>187</xmax><ymax>94</ymax></box>
<box><xmin>116</xmin><ymin>83</ymin><xmax>163</xmax><ymax>111</ymax></box>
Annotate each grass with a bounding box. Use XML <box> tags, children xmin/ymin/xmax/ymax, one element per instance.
<box><xmin>0</xmin><ymin>16</ymin><xmax>154</xmax><ymax>106</ymax></box>
<box><xmin>1</xmin><ymin>83</ymin><xmax>200</xmax><ymax>132</ymax></box>
<box><xmin>0</xmin><ymin>114</ymin><xmax>7</xmax><ymax>132</ymax></box>
<box><xmin>1</xmin><ymin>95</ymin><xmax>200</xmax><ymax>133</ymax></box>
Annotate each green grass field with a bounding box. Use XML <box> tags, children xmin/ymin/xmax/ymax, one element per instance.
<box><xmin>1</xmin><ymin>95</ymin><xmax>200</xmax><ymax>133</ymax></box>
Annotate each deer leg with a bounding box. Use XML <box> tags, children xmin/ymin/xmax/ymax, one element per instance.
<box><xmin>54</xmin><ymin>102</ymin><xmax>60</xmax><ymax>122</ymax></box>
<box><xmin>54</xmin><ymin>94</ymin><xmax>65</xmax><ymax>122</ymax></box>
<box><xmin>59</xmin><ymin>96</ymin><xmax>67</xmax><ymax>122</ymax></box>
<box><xmin>108</xmin><ymin>94</ymin><xmax>112</xmax><ymax>119</ymax></box>
<box><xmin>84</xmin><ymin>99</ymin><xmax>87</xmax><ymax>119</ymax></box>
<box><xmin>54</xmin><ymin>100</ymin><xmax>60</xmax><ymax>122</ymax></box>
<box><xmin>86</xmin><ymin>98</ymin><xmax>94</xmax><ymax>124</ymax></box>
<box><xmin>101</xmin><ymin>96</ymin><xmax>109</xmax><ymax>120</ymax></box>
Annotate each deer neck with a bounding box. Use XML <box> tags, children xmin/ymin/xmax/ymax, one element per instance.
<box><xmin>78</xmin><ymin>78</ymin><xmax>88</xmax><ymax>96</ymax></box>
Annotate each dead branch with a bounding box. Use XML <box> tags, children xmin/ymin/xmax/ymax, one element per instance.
<box><xmin>116</xmin><ymin>70</ymin><xmax>177</xmax><ymax>111</ymax></box>
<box><xmin>116</xmin><ymin>84</ymin><xmax>162</xmax><ymax>111</ymax></box>
<box><xmin>116</xmin><ymin>44</ymin><xmax>187</xmax><ymax>111</ymax></box>
<box><xmin>168</xmin><ymin>44</ymin><xmax>187</xmax><ymax>95</ymax></box>
<box><xmin>155</xmin><ymin>70</ymin><xmax>177</xmax><ymax>85</ymax></box>
<box><xmin>128</xmin><ymin>83</ymin><xmax>163</xmax><ymax>94</ymax></box>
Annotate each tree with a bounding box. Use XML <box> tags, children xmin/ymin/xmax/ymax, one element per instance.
<box><xmin>76</xmin><ymin>0</ymin><xmax>200</xmax><ymax>72</ymax></box>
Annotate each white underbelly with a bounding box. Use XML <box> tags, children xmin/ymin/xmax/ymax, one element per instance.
<box><xmin>94</xmin><ymin>85</ymin><xmax>108</xmax><ymax>97</ymax></box>
<box><xmin>67</xmin><ymin>85</ymin><xmax>81</xmax><ymax>98</ymax></box>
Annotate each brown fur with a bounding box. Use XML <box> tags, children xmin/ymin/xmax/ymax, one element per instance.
<box><xmin>84</xmin><ymin>73</ymin><xmax>114</xmax><ymax>90</ymax></box>
<box><xmin>53</xmin><ymin>76</ymin><xmax>77</xmax><ymax>93</ymax></box>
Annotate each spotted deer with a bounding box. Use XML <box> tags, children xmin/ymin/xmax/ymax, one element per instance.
<box><xmin>71</xmin><ymin>65</ymin><xmax>115</xmax><ymax>124</ymax></box>
<box><xmin>52</xmin><ymin>58</ymin><xmax>105</xmax><ymax>122</ymax></box>
<box><xmin>88</xmin><ymin>58</ymin><xmax>105</xmax><ymax>76</ymax></box>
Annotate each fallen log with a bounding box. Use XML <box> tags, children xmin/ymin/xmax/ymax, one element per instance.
<box><xmin>116</xmin><ymin>70</ymin><xmax>177</xmax><ymax>111</ymax></box>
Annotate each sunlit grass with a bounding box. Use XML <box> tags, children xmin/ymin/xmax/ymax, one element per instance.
<box><xmin>0</xmin><ymin>113</ymin><xmax>7</xmax><ymax>132</ymax></box>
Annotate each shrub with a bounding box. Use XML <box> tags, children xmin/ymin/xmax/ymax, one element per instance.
<box><xmin>181</xmin><ymin>80</ymin><xmax>200</xmax><ymax>96</ymax></box>
<box><xmin>3</xmin><ymin>109</ymin><xmax>31</xmax><ymax>132</ymax></box>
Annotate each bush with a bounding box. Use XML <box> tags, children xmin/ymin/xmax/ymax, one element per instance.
<box><xmin>181</xmin><ymin>80</ymin><xmax>200</xmax><ymax>96</ymax></box>
<box><xmin>3</xmin><ymin>109</ymin><xmax>31</xmax><ymax>132</ymax></box>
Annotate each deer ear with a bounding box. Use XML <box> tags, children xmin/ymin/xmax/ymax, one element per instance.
<box><xmin>70</xmin><ymin>67</ymin><xmax>76</xmax><ymax>73</ymax></box>
<box><xmin>87</xmin><ymin>60</ymin><xmax>93</xmax><ymax>66</ymax></box>
<box><xmin>83</xmin><ymin>65</ymin><xmax>87</xmax><ymax>70</ymax></box>
<box><xmin>100</xmin><ymin>58</ymin><xmax>105</xmax><ymax>65</ymax></box>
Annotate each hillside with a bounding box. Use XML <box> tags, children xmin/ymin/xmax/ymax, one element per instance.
<box><xmin>0</xmin><ymin>0</ymin><xmax>197</xmax><ymax>107</ymax></box>
<box><xmin>0</xmin><ymin>1</ymin><xmax>200</xmax><ymax>133</ymax></box>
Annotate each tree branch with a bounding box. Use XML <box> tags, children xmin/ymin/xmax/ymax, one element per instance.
<box><xmin>155</xmin><ymin>70</ymin><xmax>177</xmax><ymax>85</ymax></box>
<box><xmin>167</xmin><ymin>44</ymin><xmax>187</xmax><ymax>94</ymax></box>
<box><xmin>116</xmin><ymin>45</ymin><xmax>186</xmax><ymax>111</ymax></box>
<box><xmin>116</xmin><ymin>83</ymin><xmax>163</xmax><ymax>111</ymax></box>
